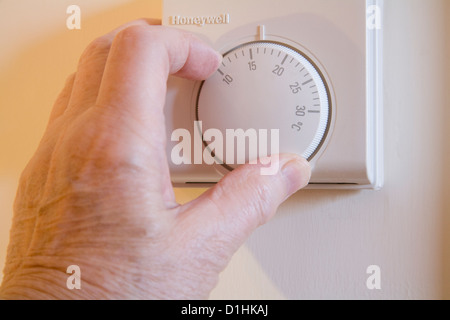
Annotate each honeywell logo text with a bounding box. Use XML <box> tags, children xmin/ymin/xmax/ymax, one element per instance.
<box><xmin>170</xmin><ymin>14</ymin><xmax>230</xmax><ymax>27</ymax></box>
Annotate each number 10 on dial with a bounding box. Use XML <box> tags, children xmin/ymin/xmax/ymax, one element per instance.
<box><xmin>197</xmin><ymin>41</ymin><xmax>331</xmax><ymax>163</ymax></box>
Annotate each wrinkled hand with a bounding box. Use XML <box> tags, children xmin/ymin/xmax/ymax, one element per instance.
<box><xmin>0</xmin><ymin>19</ymin><xmax>310</xmax><ymax>299</ymax></box>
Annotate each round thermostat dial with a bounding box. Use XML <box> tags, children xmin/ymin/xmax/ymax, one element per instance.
<box><xmin>196</xmin><ymin>40</ymin><xmax>331</xmax><ymax>170</ymax></box>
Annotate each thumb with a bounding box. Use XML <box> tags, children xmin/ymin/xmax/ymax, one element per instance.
<box><xmin>184</xmin><ymin>154</ymin><xmax>311</xmax><ymax>247</ymax></box>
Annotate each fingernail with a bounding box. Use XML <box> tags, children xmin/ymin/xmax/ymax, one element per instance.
<box><xmin>210</xmin><ymin>49</ymin><xmax>223</xmax><ymax>71</ymax></box>
<box><xmin>189</xmin><ymin>36</ymin><xmax>223</xmax><ymax>77</ymax></box>
<box><xmin>214</xmin><ymin>49</ymin><xmax>223</xmax><ymax>62</ymax></box>
<box><xmin>280</xmin><ymin>155</ymin><xmax>311</xmax><ymax>196</ymax></box>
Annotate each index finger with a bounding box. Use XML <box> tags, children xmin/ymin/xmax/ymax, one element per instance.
<box><xmin>94</xmin><ymin>25</ymin><xmax>221</xmax><ymax>207</ymax></box>
<box><xmin>96</xmin><ymin>25</ymin><xmax>221</xmax><ymax>120</ymax></box>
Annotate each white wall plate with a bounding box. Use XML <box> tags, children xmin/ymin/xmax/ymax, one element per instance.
<box><xmin>163</xmin><ymin>0</ymin><xmax>384</xmax><ymax>190</ymax></box>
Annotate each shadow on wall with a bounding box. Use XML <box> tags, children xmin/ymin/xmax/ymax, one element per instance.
<box><xmin>245</xmin><ymin>189</ymin><xmax>386</xmax><ymax>299</ymax></box>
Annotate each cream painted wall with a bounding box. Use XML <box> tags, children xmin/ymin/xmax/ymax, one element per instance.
<box><xmin>0</xmin><ymin>0</ymin><xmax>449</xmax><ymax>299</ymax></box>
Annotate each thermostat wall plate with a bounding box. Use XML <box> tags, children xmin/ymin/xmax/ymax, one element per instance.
<box><xmin>163</xmin><ymin>0</ymin><xmax>384</xmax><ymax>190</ymax></box>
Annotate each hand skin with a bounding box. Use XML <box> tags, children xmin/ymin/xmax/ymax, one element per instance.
<box><xmin>0</xmin><ymin>19</ymin><xmax>311</xmax><ymax>300</ymax></box>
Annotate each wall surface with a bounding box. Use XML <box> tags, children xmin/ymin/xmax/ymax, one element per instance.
<box><xmin>0</xmin><ymin>0</ymin><xmax>449</xmax><ymax>299</ymax></box>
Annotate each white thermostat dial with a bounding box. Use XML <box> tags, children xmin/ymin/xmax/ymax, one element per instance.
<box><xmin>197</xmin><ymin>40</ymin><xmax>331</xmax><ymax>170</ymax></box>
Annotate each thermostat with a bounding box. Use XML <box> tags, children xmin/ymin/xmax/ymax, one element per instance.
<box><xmin>163</xmin><ymin>0</ymin><xmax>384</xmax><ymax>190</ymax></box>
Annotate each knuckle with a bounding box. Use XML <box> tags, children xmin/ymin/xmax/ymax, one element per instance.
<box><xmin>65</xmin><ymin>72</ymin><xmax>76</xmax><ymax>85</ymax></box>
<box><xmin>79</xmin><ymin>36</ymin><xmax>111</xmax><ymax>64</ymax></box>
<box><xmin>114</xmin><ymin>24</ymin><xmax>158</xmax><ymax>44</ymax></box>
<box><xmin>213</xmin><ymin>170</ymin><xmax>274</xmax><ymax>227</ymax></box>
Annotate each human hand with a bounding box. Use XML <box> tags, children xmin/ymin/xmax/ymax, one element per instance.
<box><xmin>0</xmin><ymin>19</ymin><xmax>311</xmax><ymax>299</ymax></box>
